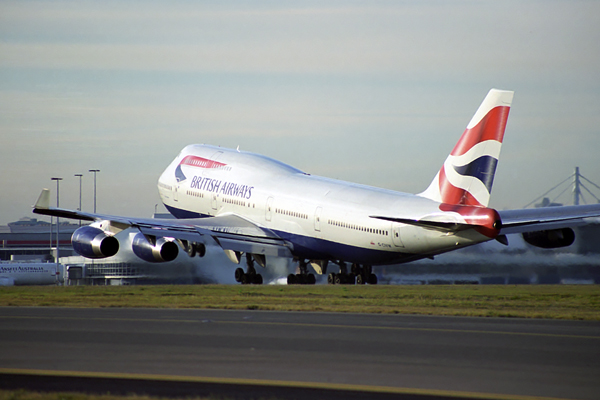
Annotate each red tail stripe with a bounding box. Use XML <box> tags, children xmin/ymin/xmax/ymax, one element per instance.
<box><xmin>438</xmin><ymin>166</ymin><xmax>485</xmax><ymax>207</ymax></box>
<box><xmin>451</xmin><ymin>105</ymin><xmax>510</xmax><ymax>157</ymax></box>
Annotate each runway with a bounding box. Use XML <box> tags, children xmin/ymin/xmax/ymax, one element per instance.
<box><xmin>1</xmin><ymin>307</ymin><xmax>599</xmax><ymax>400</ymax></box>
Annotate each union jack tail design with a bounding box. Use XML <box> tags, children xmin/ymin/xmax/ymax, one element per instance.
<box><xmin>419</xmin><ymin>89</ymin><xmax>513</xmax><ymax>207</ymax></box>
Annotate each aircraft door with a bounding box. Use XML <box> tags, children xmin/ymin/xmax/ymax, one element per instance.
<box><xmin>265</xmin><ymin>197</ymin><xmax>274</xmax><ymax>221</ymax></box>
<box><xmin>392</xmin><ymin>224</ymin><xmax>404</xmax><ymax>247</ymax></box>
<box><xmin>212</xmin><ymin>193</ymin><xmax>218</xmax><ymax>210</ymax></box>
<box><xmin>314</xmin><ymin>206</ymin><xmax>322</xmax><ymax>232</ymax></box>
<box><xmin>173</xmin><ymin>185</ymin><xmax>179</xmax><ymax>202</ymax></box>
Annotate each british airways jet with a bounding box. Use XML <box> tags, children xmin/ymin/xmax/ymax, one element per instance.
<box><xmin>34</xmin><ymin>89</ymin><xmax>600</xmax><ymax>284</ymax></box>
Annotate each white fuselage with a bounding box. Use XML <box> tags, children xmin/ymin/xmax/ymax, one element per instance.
<box><xmin>158</xmin><ymin>144</ymin><xmax>492</xmax><ymax>265</ymax></box>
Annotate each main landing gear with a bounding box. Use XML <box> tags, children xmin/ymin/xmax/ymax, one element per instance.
<box><xmin>235</xmin><ymin>253</ymin><xmax>264</xmax><ymax>285</ymax></box>
<box><xmin>182</xmin><ymin>241</ymin><xmax>206</xmax><ymax>258</ymax></box>
<box><xmin>327</xmin><ymin>263</ymin><xmax>377</xmax><ymax>285</ymax></box>
<box><xmin>287</xmin><ymin>259</ymin><xmax>316</xmax><ymax>285</ymax></box>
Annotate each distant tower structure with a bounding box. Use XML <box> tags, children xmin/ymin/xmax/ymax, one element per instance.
<box><xmin>573</xmin><ymin>167</ymin><xmax>581</xmax><ymax>206</ymax></box>
<box><xmin>525</xmin><ymin>167</ymin><xmax>600</xmax><ymax>255</ymax></box>
<box><xmin>526</xmin><ymin>167</ymin><xmax>600</xmax><ymax>208</ymax></box>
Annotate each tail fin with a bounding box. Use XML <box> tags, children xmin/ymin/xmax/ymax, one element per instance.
<box><xmin>419</xmin><ymin>89</ymin><xmax>514</xmax><ymax>207</ymax></box>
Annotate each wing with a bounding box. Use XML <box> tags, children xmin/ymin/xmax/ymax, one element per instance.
<box><xmin>498</xmin><ymin>204</ymin><xmax>600</xmax><ymax>234</ymax></box>
<box><xmin>33</xmin><ymin>189</ymin><xmax>293</xmax><ymax>259</ymax></box>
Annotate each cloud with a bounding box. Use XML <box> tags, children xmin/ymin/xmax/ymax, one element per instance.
<box><xmin>1</xmin><ymin>1</ymin><xmax>599</xmax><ymax>225</ymax></box>
<box><xmin>1</xmin><ymin>2</ymin><xmax>598</xmax><ymax>77</ymax></box>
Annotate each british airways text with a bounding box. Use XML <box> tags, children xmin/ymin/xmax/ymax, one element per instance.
<box><xmin>190</xmin><ymin>176</ymin><xmax>254</xmax><ymax>199</ymax></box>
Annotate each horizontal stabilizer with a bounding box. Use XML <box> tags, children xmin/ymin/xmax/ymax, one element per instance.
<box><xmin>499</xmin><ymin>204</ymin><xmax>600</xmax><ymax>234</ymax></box>
<box><xmin>370</xmin><ymin>215</ymin><xmax>472</xmax><ymax>233</ymax></box>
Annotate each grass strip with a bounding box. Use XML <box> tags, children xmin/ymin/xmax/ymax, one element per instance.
<box><xmin>0</xmin><ymin>285</ymin><xmax>599</xmax><ymax>320</ymax></box>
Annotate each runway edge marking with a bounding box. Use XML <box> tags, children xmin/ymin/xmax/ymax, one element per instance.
<box><xmin>0</xmin><ymin>368</ymin><xmax>573</xmax><ymax>400</ymax></box>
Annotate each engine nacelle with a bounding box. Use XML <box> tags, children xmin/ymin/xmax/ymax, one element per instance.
<box><xmin>522</xmin><ymin>228</ymin><xmax>575</xmax><ymax>249</ymax></box>
<box><xmin>132</xmin><ymin>233</ymin><xmax>179</xmax><ymax>263</ymax></box>
<box><xmin>72</xmin><ymin>226</ymin><xmax>120</xmax><ymax>259</ymax></box>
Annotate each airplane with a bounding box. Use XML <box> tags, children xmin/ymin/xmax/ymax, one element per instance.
<box><xmin>33</xmin><ymin>89</ymin><xmax>600</xmax><ymax>285</ymax></box>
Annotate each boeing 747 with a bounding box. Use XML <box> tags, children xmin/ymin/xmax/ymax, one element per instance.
<box><xmin>34</xmin><ymin>89</ymin><xmax>600</xmax><ymax>284</ymax></box>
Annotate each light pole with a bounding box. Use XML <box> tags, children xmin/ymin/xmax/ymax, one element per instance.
<box><xmin>89</xmin><ymin>169</ymin><xmax>100</xmax><ymax>213</ymax></box>
<box><xmin>74</xmin><ymin>174</ymin><xmax>82</xmax><ymax>226</ymax></box>
<box><xmin>51</xmin><ymin>177</ymin><xmax>62</xmax><ymax>277</ymax></box>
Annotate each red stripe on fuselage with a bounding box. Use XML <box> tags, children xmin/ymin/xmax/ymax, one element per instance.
<box><xmin>180</xmin><ymin>155</ymin><xmax>227</xmax><ymax>169</ymax></box>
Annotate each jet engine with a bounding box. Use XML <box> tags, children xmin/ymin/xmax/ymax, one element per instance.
<box><xmin>72</xmin><ymin>226</ymin><xmax>119</xmax><ymax>259</ymax></box>
<box><xmin>522</xmin><ymin>228</ymin><xmax>575</xmax><ymax>249</ymax></box>
<box><xmin>132</xmin><ymin>233</ymin><xmax>179</xmax><ymax>262</ymax></box>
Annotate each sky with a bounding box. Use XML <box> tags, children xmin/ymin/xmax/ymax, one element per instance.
<box><xmin>1</xmin><ymin>0</ymin><xmax>599</xmax><ymax>225</ymax></box>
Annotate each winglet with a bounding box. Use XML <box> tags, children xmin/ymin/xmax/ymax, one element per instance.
<box><xmin>34</xmin><ymin>189</ymin><xmax>51</xmax><ymax>209</ymax></box>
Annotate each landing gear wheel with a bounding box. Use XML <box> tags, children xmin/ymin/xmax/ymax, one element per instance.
<box><xmin>288</xmin><ymin>259</ymin><xmax>317</xmax><ymax>285</ymax></box>
<box><xmin>334</xmin><ymin>274</ymin><xmax>343</xmax><ymax>285</ymax></box>
<box><xmin>240</xmin><ymin>274</ymin><xmax>250</xmax><ymax>285</ymax></box>
<box><xmin>234</xmin><ymin>254</ymin><xmax>265</xmax><ymax>285</ymax></box>
<box><xmin>328</xmin><ymin>273</ymin><xmax>336</xmax><ymax>285</ymax></box>
<box><xmin>195</xmin><ymin>243</ymin><xmax>206</xmax><ymax>257</ymax></box>
<box><xmin>368</xmin><ymin>274</ymin><xmax>378</xmax><ymax>285</ymax></box>
<box><xmin>186</xmin><ymin>245</ymin><xmax>196</xmax><ymax>258</ymax></box>
<box><xmin>235</xmin><ymin>268</ymin><xmax>244</xmax><ymax>283</ymax></box>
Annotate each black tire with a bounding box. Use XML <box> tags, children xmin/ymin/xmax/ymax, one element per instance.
<box><xmin>235</xmin><ymin>268</ymin><xmax>244</xmax><ymax>282</ymax></box>
<box><xmin>254</xmin><ymin>274</ymin><xmax>263</xmax><ymax>285</ymax></box>
<box><xmin>334</xmin><ymin>274</ymin><xmax>342</xmax><ymax>285</ymax></box>
<box><xmin>195</xmin><ymin>243</ymin><xmax>206</xmax><ymax>257</ymax></box>
<box><xmin>327</xmin><ymin>273</ymin><xmax>335</xmax><ymax>285</ymax></box>
<box><xmin>368</xmin><ymin>274</ymin><xmax>378</xmax><ymax>285</ymax></box>
<box><xmin>307</xmin><ymin>273</ymin><xmax>316</xmax><ymax>285</ymax></box>
<box><xmin>287</xmin><ymin>274</ymin><xmax>297</xmax><ymax>285</ymax></box>
<box><xmin>346</xmin><ymin>274</ymin><xmax>355</xmax><ymax>285</ymax></box>
<box><xmin>186</xmin><ymin>245</ymin><xmax>196</xmax><ymax>258</ymax></box>
<box><xmin>241</xmin><ymin>274</ymin><xmax>250</xmax><ymax>285</ymax></box>
<box><xmin>296</xmin><ymin>274</ymin><xmax>306</xmax><ymax>285</ymax></box>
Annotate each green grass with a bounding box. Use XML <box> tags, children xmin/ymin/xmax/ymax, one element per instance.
<box><xmin>1</xmin><ymin>285</ymin><xmax>599</xmax><ymax>320</ymax></box>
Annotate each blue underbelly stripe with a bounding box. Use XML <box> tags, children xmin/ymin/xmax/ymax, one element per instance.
<box><xmin>164</xmin><ymin>204</ymin><xmax>418</xmax><ymax>265</ymax></box>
